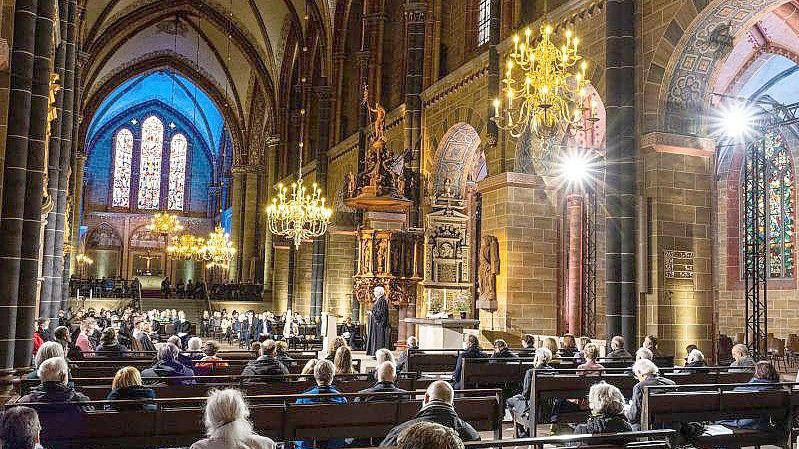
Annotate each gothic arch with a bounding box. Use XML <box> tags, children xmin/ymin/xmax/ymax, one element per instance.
<box><xmin>432</xmin><ymin>123</ymin><xmax>487</xmax><ymax>196</ymax></box>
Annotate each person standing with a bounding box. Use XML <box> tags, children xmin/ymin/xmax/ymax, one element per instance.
<box><xmin>366</xmin><ymin>286</ymin><xmax>390</xmax><ymax>356</ymax></box>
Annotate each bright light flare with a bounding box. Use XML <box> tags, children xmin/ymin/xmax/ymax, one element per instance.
<box><xmin>714</xmin><ymin>102</ymin><xmax>758</xmax><ymax>141</ymax></box>
<box><xmin>557</xmin><ymin>149</ymin><xmax>599</xmax><ymax>190</ymax></box>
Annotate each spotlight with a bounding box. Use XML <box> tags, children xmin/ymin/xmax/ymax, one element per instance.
<box><xmin>715</xmin><ymin>101</ymin><xmax>758</xmax><ymax>140</ymax></box>
<box><xmin>558</xmin><ymin>148</ymin><xmax>597</xmax><ymax>189</ymax></box>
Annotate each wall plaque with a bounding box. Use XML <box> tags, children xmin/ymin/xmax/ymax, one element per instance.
<box><xmin>664</xmin><ymin>250</ymin><xmax>694</xmax><ymax>279</ymax></box>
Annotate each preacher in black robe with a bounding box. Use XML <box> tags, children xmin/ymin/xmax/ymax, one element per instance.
<box><xmin>366</xmin><ymin>286</ymin><xmax>391</xmax><ymax>356</ymax></box>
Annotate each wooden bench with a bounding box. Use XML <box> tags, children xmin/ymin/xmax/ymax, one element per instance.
<box><xmin>461</xmin><ymin>429</ymin><xmax>676</xmax><ymax>449</ymax></box>
<box><xmin>519</xmin><ymin>368</ymin><xmax>754</xmax><ymax>437</ymax></box>
<box><xmin>8</xmin><ymin>389</ymin><xmax>502</xmax><ymax>449</ymax></box>
<box><xmin>642</xmin><ymin>383</ymin><xmax>793</xmax><ymax>448</ymax></box>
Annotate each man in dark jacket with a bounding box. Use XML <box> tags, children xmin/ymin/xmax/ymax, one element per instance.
<box><xmin>626</xmin><ymin>359</ymin><xmax>675</xmax><ymax>429</ymax></box>
<box><xmin>19</xmin><ymin>357</ymin><xmax>93</xmax><ymax>413</ymax></box>
<box><xmin>141</xmin><ymin>343</ymin><xmax>196</xmax><ymax>385</ymax></box>
<box><xmin>396</xmin><ymin>336</ymin><xmax>418</xmax><ymax>373</ymax></box>
<box><xmin>491</xmin><ymin>339</ymin><xmax>518</xmax><ymax>359</ymax></box>
<box><xmin>241</xmin><ymin>339</ymin><xmax>289</xmax><ymax>380</ymax></box>
<box><xmin>451</xmin><ymin>334</ymin><xmax>487</xmax><ymax>389</ymax></box>
<box><xmin>380</xmin><ymin>380</ymin><xmax>480</xmax><ymax>446</ymax></box>
<box><xmin>356</xmin><ymin>361</ymin><xmax>408</xmax><ymax>402</ymax></box>
<box><xmin>607</xmin><ymin>335</ymin><xmax>633</xmax><ymax>359</ymax></box>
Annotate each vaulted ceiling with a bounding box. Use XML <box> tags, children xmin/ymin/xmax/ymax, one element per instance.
<box><xmin>78</xmin><ymin>0</ymin><xmax>333</xmax><ymax>154</ymax></box>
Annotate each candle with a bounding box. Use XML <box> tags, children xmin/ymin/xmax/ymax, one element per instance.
<box><xmin>493</xmin><ymin>98</ymin><xmax>500</xmax><ymax>117</ymax></box>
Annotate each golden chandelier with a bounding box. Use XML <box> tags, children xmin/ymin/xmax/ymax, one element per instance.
<box><xmin>266</xmin><ymin>173</ymin><xmax>333</xmax><ymax>250</ymax></box>
<box><xmin>200</xmin><ymin>225</ymin><xmax>236</xmax><ymax>269</ymax></box>
<box><xmin>146</xmin><ymin>212</ymin><xmax>184</xmax><ymax>236</ymax></box>
<box><xmin>492</xmin><ymin>23</ymin><xmax>592</xmax><ymax>139</ymax></box>
<box><xmin>167</xmin><ymin>234</ymin><xmax>206</xmax><ymax>260</ymax></box>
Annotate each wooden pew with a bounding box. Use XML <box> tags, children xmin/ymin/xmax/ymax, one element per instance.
<box><xmin>461</xmin><ymin>430</ymin><xmax>676</xmax><ymax>449</ymax></box>
<box><xmin>642</xmin><ymin>383</ymin><xmax>793</xmax><ymax>448</ymax></box>
<box><xmin>520</xmin><ymin>368</ymin><xmax>754</xmax><ymax>437</ymax></box>
<box><xmin>8</xmin><ymin>389</ymin><xmax>502</xmax><ymax>449</ymax></box>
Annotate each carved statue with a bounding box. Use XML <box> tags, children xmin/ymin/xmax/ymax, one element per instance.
<box><xmin>363</xmin><ymin>84</ymin><xmax>386</xmax><ymax>142</ymax></box>
<box><xmin>477</xmin><ymin>235</ymin><xmax>500</xmax><ymax>311</ymax></box>
<box><xmin>361</xmin><ymin>236</ymin><xmax>373</xmax><ymax>274</ymax></box>
<box><xmin>343</xmin><ymin>172</ymin><xmax>357</xmax><ymax>198</ymax></box>
<box><xmin>376</xmin><ymin>238</ymin><xmax>388</xmax><ymax>273</ymax></box>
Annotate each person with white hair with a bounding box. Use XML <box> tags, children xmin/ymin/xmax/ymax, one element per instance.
<box><xmin>626</xmin><ymin>359</ymin><xmax>675</xmax><ymax>428</ymax></box>
<box><xmin>396</xmin><ymin>422</ymin><xmax>465</xmax><ymax>449</ymax></box>
<box><xmin>729</xmin><ymin>344</ymin><xmax>755</xmax><ymax>372</ymax></box>
<box><xmin>396</xmin><ymin>336</ymin><xmax>419</xmax><ymax>373</ymax></box>
<box><xmin>186</xmin><ymin>336</ymin><xmax>204</xmax><ymax>360</ymax></box>
<box><xmin>635</xmin><ymin>347</ymin><xmax>653</xmax><ymax>361</ymax></box>
<box><xmin>380</xmin><ymin>380</ymin><xmax>480</xmax><ymax>446</ymax></box>
<box><xmin>366</xmin><ymin>285</ymin><xmax>390</xmax><ymax>356</ymax></box>
<box><xmin>19</xmin><ymin>357</ymin><xmax>93</xmax><ymax>412</ymax></box>
<box><xmin>357</xmin><ymin>361</ymin><xmax>408</xmax><ymax>402</ymax></box>
<box><xmin>190</xmin><ymin>389</ymin><xmax>275</xmax><ymax>449</ymax></box>
<box><xmin>607</xmin><ymin>336</ymin><xmax>632</xmax><ymax>359</ymax></box>
<box><xmin>680</xmin><ymin>348</ymin><xmax>707</xmax><ymax>372</ymax></box>
<box><xmin>573</xmin><ymin>383</ymin><xmax>632</xmax><ymax>434</ymax></box>
<box><xmin>141</xmin><ymin>343</ymin><xmax>196</xmax><ymax>385</ymax></box>
<box><xmin>25</xmin><ymin>341</ymin><xmax>65</xmax><ymax>382</ymax></box>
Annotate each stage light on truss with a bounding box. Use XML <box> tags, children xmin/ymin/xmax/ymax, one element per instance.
<box><xmin>714</xmin><ymin>101</ymin><xmax>758</xmax><ymax>141</ymax></box>
<box><xmin>557</xmin><ymin>148</ymin><xmax>599</xmax><ymax>190</ymax></box>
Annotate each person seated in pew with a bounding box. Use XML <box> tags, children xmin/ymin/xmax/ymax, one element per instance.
<box><xmin>636</xmin><ymin>347</ymin><xmax>653</xmax><ymax>361</ymax></box>
<box><xmin>396</xmin><ymin>421</ymin><xmax>464</xmax><ymax>449</ymax></box>
<box><xmin>396</xmin><ymin>336</ymin><xmax>419</xmax><ymax>372</ymax></box>
<box><xmin>106</xmin><ymin>366</ymin><xmax>156</xmax><ymax>411</ymax></box>
<box><xmin>729</xmin><ymin>344</ymin><xmax>756</xmax><ymax>372</ymax></box>
<box><xmin>241</xmin><ymin>339</ymin><xmax>289</xmax><ymax>380</ymax></box>
<box><xmin>19</xmin><ymin>357</ymin><xmax>93</xmax><ymax>412</ymax></box>
<box><xmin>74</xmin><ymin>318</ymin><xmax>96</xmax><ymax>356</ymax></box>
<box><xmin>295</xmin><ymin>360</ymin><xmax>348</xmax><ymax>449</ymax></box>
<box><xmin>190</xmin><ymin>388</ymin><xmax>275</xmax><ymax>449</ymax></box>
<box><xmin>491</xmin><ymin>339</ymin><xmax>517</xmax><ymax>359</ymax></box>
<box><xmin>677</xmin><ymin>349</ymin><xmax>707</xmax><ymax>372</ymax></box>
<box><xmin>573</xmin><ymin>383</ymin><xmax>632</xmax><ymax>435</ymax></box>
<box><xmin>683</xmin><ymin>344</ymin><xmax>698</xmax><ymax>362</ymax></box>
<box><xmin>451</xmin><ymin>334</ymin><xmax>488</xmax><ymax>389</ymax></box>
<box><xmin>625</xmin><ymin>359</ymin><xmax>675</xmax><ymax>430</ymax></box>
<box><xmin>167</xmin><ymin>335</ymin><xmax>193</xmax><ymax>367</ymax></box>
<box><xmin>274</xmin><ymin>340</ymin><xmax>294</xmax><ymax>367</ymax></box>
<box><xmin>334</xmin><ymin>345</ymin><xmax>356</xmax><ymax>375</ymax></box>
<box><xmin>186</xmin><ymin>337</ymin><xmax>205</xmax><ymax>360</ymax></box>
<box><xmin>607</xmin><ymin>335</ymin><xmax>633</xmax><ymax>359</ymax></box>
<box><xmin>0</xmin><ymin>406</ymin><xmax>42</xmax><ymax>449</ymax></box>
<box><xmin>326</xmin><ymin>336</ymin><xmax>348</xmax><ymax>362</ymax></box>
<box><xmin>574</xmin><ymin>336</ymin><xmax>592</xmax><ymax>364</ymax></box>
<box><xmin>94</xmin><ymin>327</ymin><xmax>128</xmax><ymax>358</ymax></box>
<box><xmin>53</xmin><ymin>326</ymin><xmax>81</xmax><ymax>361</ymax></box>
<box><xmin>300</xmin><ymin>358</ymin><xmax>319</xmax><ymax>381</ymax></box>
<box><xmin>577</xmin><ymin>343</ymin><xmax>604</xmax><ymax>374</ymax></box>
<box><xmin>518</xmin><ymin>334</ymin><xmax>536</xmax><ymax>358</ymax></box>
<box><xmin>141</xmin><ymin>343</ymin><xmax>196</xmax><ymax>386</ymax></box>
<box><xmin>133</xmin><ymin>319</ymin><xmax>156</xmax><ymax>352</ymax></box>
<box><xmin>26</xmin><ymin>342</ymin><xmax>65</xmax><ymax>383</ymax></box>
<box><xmin>381</xmin><ymin>380</ymin><xmax>480</xmax><ymax>446</ymax></box>
<box><xmin>718</xmin><ymin>361</ymin><xmax>783</xmax><ymax>431</ymax></box>
<box><xmin>643</xmin><ymin>335</ymin><xmax>663</xmax><ymax>358</ymax></box>
<box><xmin>356</xmin><ymin>361</ymin><xmax>408</xmax><ymax>402</ymax></box>
<box><xmin>541</xmin><ymin>337</ymin><xmax>560</xmax><ymax>363</ymax></box>
<box><xmin>505</xmin><ymin>348</ymin><xmax>556</xmax><ymax>436</ymax></box>
<box><xmin>368</xmin><ymin>348</ymin><xmax>397</xmax><ymax>381</ymax></box>
<box><xmin>194</xmin><ymin>340</ymin><xmax>229</xmax><ymax>375</ymax></box>
<box><xmin>560</xmin><ymin>334</ymin><xmax>578</xmax><ymax>358</ymax></box>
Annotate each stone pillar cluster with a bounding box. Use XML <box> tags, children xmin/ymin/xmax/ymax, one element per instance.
<box><xmin>310</xmin><ymin>84</ymin><xmax>332</xmax><ymax>318</ymax></box>
<box><xmin>0</xmin><ymin>0</ymin><xmax>60</xmax><ymax>371</ymax></box>
<box><xmin>229</xmin><ymin>164</ymin><xmax>263</xmax><ymax>283</ymax></box>
<box><xmin>403</xmin><ymin>1</ymin><xmax>426</xmax><ymax>229</ymax></box>
<box><xmin>604</xmin><ymin>0</ymin><xmax>637</xmax><ymax>345</ymax></box>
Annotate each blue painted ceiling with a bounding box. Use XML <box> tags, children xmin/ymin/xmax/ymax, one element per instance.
<box><xmin>739</xmin><ymin>54</ymin><xmax>799</xmax><ymax>104</ymax></box>
<box><xmin>88</xmin><ymin>70</ymin><xmax>224</xmax><ymax>153</ymax></box>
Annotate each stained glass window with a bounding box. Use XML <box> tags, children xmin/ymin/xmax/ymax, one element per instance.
<box><xmin>111</xmin><ymin>128</ymin><xmax>133</xmax><ymax>208</ymax></box>
<box><xmin>742</xmin><ymin>133</ymin><xmax>795</xmax><ymax>278</ymax></box>
<box><xmin>137</xmin><ymin>116</ymin><xmax>164</xmax><ymax>209</ymax></box>
<box><xmin>477</xmin><ymin>0</ymin><xmax>491</xmax><ymax>46</ymax></box>
<box><xmin>168</xmin><ymin>133</ymin><xmax>188</xmax><ymax>211</ymax></box>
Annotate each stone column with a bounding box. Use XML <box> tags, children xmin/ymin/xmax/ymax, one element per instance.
<box><xmin>262</xmin><ymin>136</ymin><xmax>279</xmax><ymax>292</ymax></box>
<box><xmin>228</xmin><ymin>166</ymin><xmax>244</xmax><ymax>281</ymax></box>
<box><xmin>605</xmin><ymin>0</ymin><xmax>637</xmax><ymax>345</ymax></box>
<box><xmin>242</xmin><ymin>167</ymin><xmax>260</xmax><ymax>282</ymax></box>
<box><xmin>566</xmin><ymin>193</ymin><xmax>583</xmax><ymax>334</ymax></box>
<box><xmin>67</xmin><ymin>152</ymin><xmax>85</xmax><ymax>274</ymax></box>
<box><xmin>310</xmin><ymin>85</ymin><xmax>331</xmax><ymax>318</ymax></box>
<box><xmin>403</xmin><ymin>1</ymin><xmax>426</xmax><ymax>228</ymax></box>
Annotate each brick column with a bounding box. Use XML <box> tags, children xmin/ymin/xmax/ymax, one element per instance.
<box><xmin>477</xmin><ymin>173</ymin><xmax>559</xmax><ymax>334</ymax></box>
<box><xmin>641</xmin><ymin>133</ymin><xmax>715</xmax><ymax>361</ymax></box>
<box><xmin>242</xmin><ymin>167</ymin><xmax>260</xmax><ymax>282</ymax></box>
<box><xmin>567</xmin><ymin>193</ymin><xmax>583</xmax><ymax>334</ymax></box>
<box><xmin>403</xmin><ymin>1</ymin><xmax>426</xmax><ymax>229</ymax></box>
<box><xmin>262</xmin><ymin>135</ymin><xmax>279</xmax><ymax>292</ymax></box>
<box><xmin>605</xmin><ymin>0</ymin><xmax>637</xmax><ymax>345</ymax></box>
<box><xmin>228</xmin><ymin>166</ymin><xmax>244</xmax><ymax>281</ymax></box>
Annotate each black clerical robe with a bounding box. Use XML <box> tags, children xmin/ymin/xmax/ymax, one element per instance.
<box><xmin>366</xmin><ymin>295</ymin><xmax>390</xmax><ymax>356</ymax></box>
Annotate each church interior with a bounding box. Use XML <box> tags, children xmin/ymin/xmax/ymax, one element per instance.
<box><xmin>2</xmin><ymin>0</ymin><xmax>799</xmax><ymax>448</ymax></box>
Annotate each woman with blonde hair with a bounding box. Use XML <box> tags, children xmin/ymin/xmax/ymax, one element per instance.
<box><xmin>106</xmin><ymin>366</ymin><xmax>156</xmax><ymax>411</ymax></box>
<box><xmin>375</xmin><ymin>348</ymin><xmax>395</xmax><ymax>365</ymax></box>
<box><xmin>542</xmin><ymin>337</ymin><xmax>560</xmax><ymax>362</ymax></box>
<box><xmin>300</xmin><ymin>359</ymin><xmax>318</xmax><ymax>381</ymax></box>
<box><xmin>190</xmin><ymin>389</ymin><xmax>275</xmax><ymax>449</ymax></box>
<box><xmin>334</xmin><ymin>346</ymin><xmax>355</xmax><ymax>375</ymax></box>
<box><xmin>561</xmin><ymin>334</ymin><xmax>578</xmax><ymax>358</ymax></box>
<box><xmin>326</xmin><ymin>336</ymin><xmax>347</xmax><ymax>361</ymax></box>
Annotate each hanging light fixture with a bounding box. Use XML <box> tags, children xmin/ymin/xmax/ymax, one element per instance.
<box><xmin>146</xmin><ymin>212</ymin><xmax>184</xmax><ymax>236</ymax></box>
<box><xmin>492</xmin><ymin>3</ymin><xmax>595</xmax><ymax>139</ymax></box>
<box><xmin>200</xmin><ymin>225</ymin><xmax>236</xmax><ymax>269</ymax></box>
<box><xmin>167</xmin><ymin>234</ymin><xmax>206</xmax><ymax>260</ymax></box>
<box><xmin>266</xmin><ymin>1</ymin><xmax>332</xmax><ymax>249</ymax></box>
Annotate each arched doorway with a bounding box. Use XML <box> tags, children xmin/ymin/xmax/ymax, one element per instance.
<box><xmin>424</xmin><ymin>123</ymin><xmax>487</xmax><ymax>318</ymax></box>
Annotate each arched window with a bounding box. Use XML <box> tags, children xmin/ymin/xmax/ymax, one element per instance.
<box><xmin>137</xmin><ymin>116</ymin><xmax>164</xmax><ymax>209</ymax></box>
<box><xmin>111</xmin><ymin>128</ymin><xmax>133</xmax><ymax>207</ymax></box>
<box><xmin>168</xmin><ymin>133</ymin><xmax>188</xmax><ymax>211</ymax></box>
<box><xmin>476</xmin><ymin>0</ymin><xmax>491</xmax><ymax>46</ymax></box>
<box><xmin>743</xmin><ymin>133</ymin><xmax>795</xmax><ymax>278</ymax></box>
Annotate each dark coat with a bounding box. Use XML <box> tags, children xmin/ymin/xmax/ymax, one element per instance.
<box><xmin>137</xmin><ymin>333</ymin><xmax>157</xmax><ymax>352</ymax></box>
<box><xmin>106</xmin><ymin>385</ymin><xmax>157</xmax><ymax>411</ymax></box>
<box><xmin>492</xmin><ymin>347</ymin><xmax>518</xmax><ymax>359</ymax></box>
<box><xmin>626</xmin><ymin>375</ymin><xmax>676</xmax><ymax>425</ymax></box>
<box><xmin>141</xmin><ymin>360</ymin><xmax>196</xmax><ymax>385</ymax></box>
<box><xmin>366</xmin><ymin>296</ymin><xmax>390</xmax><ymax>356</ymax></box>
<box><xmin>19</xmin><ymin>381</ymin><xmax>93</xmax><ymax>413</ymax></box>
<box><xmin>95</xmin><ymin>343</ymin><xmax>128</xmax><ymax>358</ymax></box>
<box><xmin>607</xmin><ymin>348</ymin><xmax>633</xmax><ymax>359</ymax></box>
<box><xmin>241</xmin><ymin>355</ymin><xmax>289</xmax><ymax>379</ymax></box>
<box><xmin>451</xmin><ymin>345</ymin><xmax>488</xmax><ymax>389</ymax></box>
<box><xmin>574</xmin><ymin>413</ymin><xmax>633</xmax><ymax>435</ymax></box>
<box><xmin>355</xmin><ymin>381</ymin><xmax>408</xmax><ymax>402</ymax></box>
<box><xmin>380</xmin><ymin>401</ymin><xmax>481</xmax><ymax>446</ymax></box>
<box><xmin>719</xmin><ymin>378</ymin><xmax>783</xmax><ymax>430</ymax></box>
<box><xmin>729</xmin><ymin>356</ymin><xmax>756</xmax><ymax>373</ymax></box>
<box><xmin>175</xmin><ymin>320</ymin><xmax>192</xmax><ymax>335</ymax></box>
